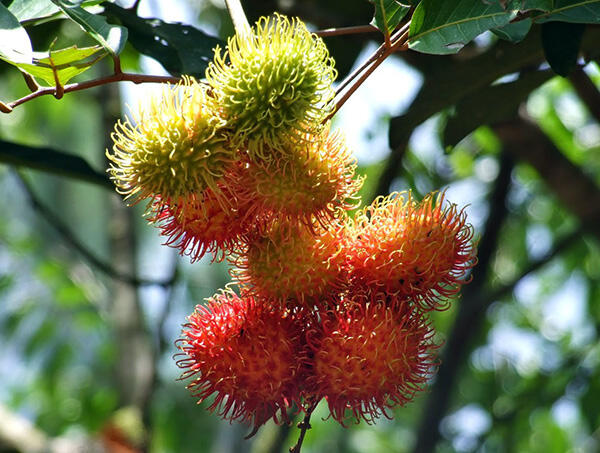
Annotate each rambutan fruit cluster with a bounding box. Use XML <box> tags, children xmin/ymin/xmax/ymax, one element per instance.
<box><xmin>107</xmin><ymin>12</ymin><xmax>477</xmax><ymax>434</ymax></box>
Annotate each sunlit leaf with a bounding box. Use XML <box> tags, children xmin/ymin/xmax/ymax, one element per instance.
<box><xmin>4</xmin><ymin>45</ymin><xmax>107</xmax><ymax>86</ymax></box>
<box><xmin>0</xmin><ymin>3</ymin><xmax>33</xmax><ymax>64</ymax></box>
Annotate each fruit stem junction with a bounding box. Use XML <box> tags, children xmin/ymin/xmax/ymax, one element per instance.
<box><xmin>289</xmin><ymin>402</ymin><xmax>318</xmax><ymax>453</ymax></box>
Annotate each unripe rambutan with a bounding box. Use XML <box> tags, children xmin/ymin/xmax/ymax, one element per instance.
<box><xmin>232</xmin><ymin>128</ymin><xmax>363</xmax><ymax>228</ymax></box>
<box><xmin>175</xmin><ymin>289</ymin><xmax>308</xmax><ymax>429</ymax></box>
<box><xmin>232</xmin><ymin>220</ymin><xmax>347</xmax><ymax>304</ymax></box>
<box><xmin>306</xmin><ymin>290</ymin><xmax>438</xmax><ymax>425</ymax></box>
<box><xmin>206</xmin><ymin>13</ymin><xmax>336</xmax><ymax>160</ymax></box>
<box><xmin>107</xmin><ymin>78</ymin><xmax>234</xmax><ymax>212</ymax></box>
<box><xmin>348</xmin><ymin>191</ymin><xmax>477</xmax><ymax>310</ymax></box>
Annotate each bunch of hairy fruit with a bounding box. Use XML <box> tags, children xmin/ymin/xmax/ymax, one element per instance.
<box><xmin>107</xmin><ymin>14</ymin><xmax>477</xmax><ymax>433</ymax></box>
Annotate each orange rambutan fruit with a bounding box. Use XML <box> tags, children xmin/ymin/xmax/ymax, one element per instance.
<box><xmin>232</xmin><ymin>219</ymin><xmax>347</xmax><ymax>304</ymax></box>
<box><xmin>149</xmin><ymin>162</ymin><xmax>257</xmax><ymax>262</ymax></box>
<box><xmin>347</xmin><ymin>191</ymin><xmax>477</xmax><ymax>310</ymax></box>
<box><xmin>306</xmin><ymin>290</ymin><xmax>438</xmax><ymax>425</ymax></box>
<box><xmin>175</xmin><ymin>289</ymin><xmax>308</xmax><ymax>429</ymax></box>
<box><xmin>231</xmin><ymin>128</ymin><xmax>363</xmax><ymax>228</ymax></box>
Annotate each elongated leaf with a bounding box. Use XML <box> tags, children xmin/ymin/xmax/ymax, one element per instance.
<box><xmin>370</xmin><ymin>0</ymin><xmax>411</xmax><ymax>36</ymax></box>
<box><xmin>408</xmin><ymin>0</ymin><xmax>516</xmax><ymax>54</ymax></box>
<box><xmin>534</xmin><ymin>0</ymin><xmax>600</xmax><ymax>23</ymax></box>
<box><xmin>443</xmin><ymin>69</ymin><xmax>555</xmax><ymax>147</ymax></box>
<box><xmin>103</xmin><ymin>3</ymin><xmax>222</xmax><ymax>78</ymax></box>
<box><xmin>541</xmin><ymin>21</ymin><xmax>585</xmax><ymax>75</ymax></box>
<box><xmin>2</xmin><ymin>45</ymin><xmax>107</xmax><ymax>86</ymax></box>
<box><xmin>0</xmin><ymin>3</ymin><xmax>32</xmax><ymax>64</ymax></box>
<box><xmin>50</xmin><ymin>0</ymin><xmax>127</xmax><ymax>56</ymax></box>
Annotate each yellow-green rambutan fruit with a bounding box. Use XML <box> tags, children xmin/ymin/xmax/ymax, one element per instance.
<box><xmin>107</xmin><ymin>77</ymin><xmax>234</xmax><ymax>213</ymax></box>
<box><xmin>305</xmin><ymin>289</ymin><xmax>438</xmax><ymax>425</ymax></box>
<box><xmin>232</xmin><ymin>219</ymin><xmax>347</xmax><ymax>305</ymax></box>
<box><xmin>232</xmin><ymin>127</ymin><xmax>363</xmax><ymax>227</ymax></box>
<box><xmin>347</xmin><ymin>191</ymin><xmax>477</xmax><ymax>311</ymax></box>
<box><xmin>206</xmin><ymin>13</ymin><xmax>337</xmax><ymax>160</ymax></box>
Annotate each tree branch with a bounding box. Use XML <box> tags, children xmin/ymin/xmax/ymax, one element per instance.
<box><xmin>289</xmin><ymin>403</ymin><xmax>317</xmax><ymax>453</ymax></box>
<box><xmin>568</xmin><ymin>67</ymin><xmax>600</xmax><ymax>125</ymax></box>
<box><xmin>314</xmin><ymin>24</ymin><xmax>378</xmax><ymax>37</ymax></box>
<box><xmin>1</xmin><ymin>140</ymin><xmax>111</xmax><ymax>189</ymax></box>
<box><xmin>14</xmin><ymin>172</ymin><xmax>174</xmax><ymax>288</ymax></box>
<box><xmin>4</xmin><ymin>72</ymin><xmax>180</xmax><ymax>112</ymax></box>
<box><xmin>494</xmin><ymin>117</ymin><xmax>600</xmax><ymax>241</ymax></box>
<box><xmin>413</xmin><ymin>153</ymin><xmax>515</xmax><ymax>453</ymax></box>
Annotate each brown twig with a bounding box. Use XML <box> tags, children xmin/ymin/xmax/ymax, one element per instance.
<box><xmin>330</xmin><ymin>23</ymin><xmax>410</xmax><ymax>120</ymax></box>
<box><xmin>315</xmin><ymin>24</ymin><xmax>378</xmax><ymax>37</ymax></box>
<box><xmin>289</xmin><ymin>403</ymin><xmax>318</xmax><ymax>453</ymax></box>
<box><xmin>4</xmin><ymin>72</ymin><xmax>181</xmax><ymax>112</ymax></box>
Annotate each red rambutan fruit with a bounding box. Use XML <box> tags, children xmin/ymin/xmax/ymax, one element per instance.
<box><xmin>231</xmin><ymin>128</ymin><xmax>363</xmax><ymax>228</ymax></box>
<box><xmin>306</xmin><ymin>290</ymin><xmax>438</xmax><ymax>425</ymax></box>
<box><xmin>175</xmin><ymin>289</ymin><xmax>308</xmax><ymax>429</ymax></box>
<box><xmin>232</xmin><ymin>219</ymin><xmax>347</xmax><ymax>304</ymax></box>
<box><xmin>347</xmin><ymin>191</ymin><xmax>477</xmax><ymax>310</ymax></box>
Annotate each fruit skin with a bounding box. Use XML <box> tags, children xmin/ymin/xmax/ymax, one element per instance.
<box><xmin>231</xmin><ymin>219</ymin><xmax>348</xmax><ymax>305</ymax></box>
<box><xmin>175</xmin><ymin>289</ymin><xmax>308</xmax><ymax>429</ymax></box>
<box><xmin>206</xmin><ymin>13</ymin><xmax>337</xmax><ymax>161</ymax></box>
<box><xmin>347</xmin><ymin>191</ymin><xmax>477</xmax><ymax>311</ymax></box>
<box><xmin>150</xmin><ymin>162</ymin><xmax>257</xmax><ymax>262</ymax></box>
<box><xmin>306</xmin><ymin>289</ymin><xmax>439</xmax><ymax>425</ymax></box>
<box><xmin>231</xmin><ymin>128</ymin><xmax>363</xmax><ymax>229</ymax></box>
<box><xmin>107</xmin><ymin>77</ymin><xmax>234</xmax><ymax>213</ymax></box>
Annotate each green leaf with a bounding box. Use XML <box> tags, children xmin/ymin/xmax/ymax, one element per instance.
<box><xmin>49</xmin><ymin>0</ymin><xmax>127</xmax><ymax>56</ymax></box>
<box><xmin>369</xmin><ymin>0</ymin><xmax>411</xmax><ymax>37</ymax></box>
<box><xmin>534</xmin><ymin>0</ymin><xmax>600</xmax><ymax>23</ymax></box>
<box><xmin>408</xmin><ymin>0</ymin><xmax>516</xmax><ymax>54</ymax></box>
<box><xmin>9</xmin><ymin>0</ymin><xmax>58</xmax><ymax>23</ymax></box>
<box><xmin>9</xmin><ymin>0</ymin><xmax>105</xmax><ymax>24</ymax></box>
<box><xmin>103</xmin><ymin>3</ymin><xmax>222</xmax><ymax>78</ymax></box>
<box><xmin>3</xmin><ymin>45</ymin><xmax>107</xmax><ymax>86</ymax></box>
<box><xmin>492</xmin><ymin>17</ymin><xmax>532</xmax><ymax>42</ymax></box>
<box><xmin>443</xmin><ymin>69</ymin><xmax>555</xmax><ymax>147</ymax></box>
<box><xmin>541</xmin><ymin>21</ymin><xmax>585</xmax><ymax>76</ymax></box>
<box><xmin>0</xmin><ymin>3</ymin><xmax>32</xmax><ymax>64</ymax></box>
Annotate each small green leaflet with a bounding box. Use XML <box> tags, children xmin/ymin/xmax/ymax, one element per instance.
<box><xmin>3</xmin><ymin>45</ymin><xmax>108</xmax><ymax>86</ymax></box>
<box><xmin>369</xmin><ymin>0</ymin><xmax>411</xmax><ymax>37</ymax></box>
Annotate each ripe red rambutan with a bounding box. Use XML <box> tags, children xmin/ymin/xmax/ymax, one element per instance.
<box><xmin>231</xmin><ymin>128</ymin><xmax>363</xmax><ymax>228</ymax></box>
<box><xmin>232</xmin><ymin>219</ymin><xmax>347</xmax><ymax>304</ymax></box>
<box><xmin>347</xmin><ymin>191</ymin><xmax>477</xmax><ymax>310</ymax></box>
<box><xmin>306</xmin><ymin>290</ymin><xmax>438</xmax><ymax>425</ymax></box>
<box><xmin>175</xmin><ymin>289</ymin><xmax>308</xmax><ymax>429</ymax></box>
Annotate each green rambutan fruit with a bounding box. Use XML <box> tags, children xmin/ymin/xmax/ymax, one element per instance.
<box><xmin>107</xmin><ymin>77</ymin><xmax>235</xmax><ymax>213</ymax></box>
<box><xmin>206</xmin><ymin>13</ymin><xmax>337</xmax><ymax>160</ymax></box>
